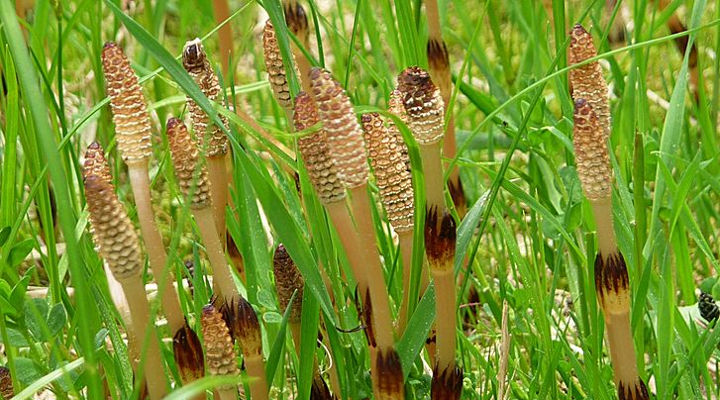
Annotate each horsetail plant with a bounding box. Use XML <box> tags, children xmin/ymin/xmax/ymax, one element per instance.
<box><xmin>387</xmin><ymin>89</ymin><xmax>411</xmax><ymax>174</ymax></box>
<box><xmin>310</xmin><ymin>67</ymin><xmax>404</xmax><ymax>399</ymax></box>
<box><xmin>0</xmin><ymin>366</ymin><xmax>13</xmax><ymax>399</ymax></box>
<box><xmin>573</xmin><ymin>99</ymin><xmax>648</xmax><ymax>400</ymax></box>
<box><xmin>201</xmin><ymin>303</ymin><xmax>240</xmax><ymax>400</ymax></box>
<box><xmin>361</xmin><ymin>112</ymin><xmax>415</xmax><ymax>334</ymax></box>
<box><xmin>182</xmin><ymin>39</ymin><xmax>231</xmax><ymax>240</ymax></box>
<box><xmin>83</xmin><ymin>173</ymin><xmax>167</xmax><ymax>399</ymax></box>
<box><xmin>293</xmin><ymin>91</ymin><xmax>370</xmax><ymax>302</ymax></box>
<box><xmin>283</xmin><ymin>0</ymin><xmax>313</xmax><ymax>92</ymax></box>
<box><xmin>173</xmin><ymin>322</ymin><xmax>205</xmax><ymax>398</ymax></box>
<box><xmin>263</xmin><ymin>20</ymin><xmax>300</xmax><ymax>121</ymax></box>
<box><xmin>425</xmin><ymin>207</ymin><xmax>462</xmax><ymax>399</ymax></box>
<box><xmin>397</xmin><ymin>67</ymin><xmax>446</xmax><ymax>211</ymax></box>
<box><xmin>166</xmin><ymin>117</ymin><xmax>240</xmax><ymax>303</ymax></box>
<box><xmin>424</xmin><ymin>0</ymin><xmax>466</xmax><ymax>215</ymax></box>
<box><xmin>224</xmin><ymin>297</ymin><xmax>269</xmax><ymax>400</ymax></box>
<box><xmin>101</xmin><ymin>42</ymin><xmax>185</xmax><ymax>335</ymax></box>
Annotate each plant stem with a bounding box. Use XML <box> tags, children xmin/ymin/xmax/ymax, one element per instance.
<box><xmin>122</xmin><ymin>278</ymin><xmax>167</xmax><ymax>400</ymax></box>
<box><xmin>207</xmin><ymin>155</ymin><xmax>229</xmax><ymax>239</ymax></box>
<box><xmin>211</xmin><ymin>0</ymin><xmax>233</xmax><ymax>79</ymax></box>
<box><xmin>127</xmin><ymin>161</ymin><xmax>185</xmax><ymax>334</ymax></box>
<box><xmin>418</xmin><ymin>142</ymin><xmax>446</xmax><ymax>210</ymax></box>
<box><xmin>192</xmin><ymin>206</ymin><xmax>238</xmax><ymax>301</ymax></box>
<box><xmin>245</xmin><ymin>355</ymin><xmax>269</xmax><ymax>400</ymax></box>
<box><xmin>432</xmin><ymin>268</ymin><xmax>456</xmax><ymax>371</ymax></box>
<box><xmin>325</xmin><ymin>201</ymin><xmax>369</xmax><ymax>296</ymax></box>
<box><xmin>396</xmin><ymin>230</ymin><xmax>414</xmax><ymax>334</ymax></box>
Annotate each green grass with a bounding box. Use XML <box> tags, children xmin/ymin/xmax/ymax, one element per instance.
<box><xmin>1</xmin><ymin>0</ymin><xmax>720</xmax><ymax>398</ymax></box>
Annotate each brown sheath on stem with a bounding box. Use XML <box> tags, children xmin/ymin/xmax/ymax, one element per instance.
<box><xmin>223</xmin><ymin>297</ymin><xmax>268</xmax><ymax>399</ymax></box>
<box><xmin>284</xmin><ymin>0</ymin><xmax>313</xmax><ymax>93</ymax></box>
<box><xmin>0</xmin><ymin>366</ymin><xmax>13</xmax><ymax>399</ymax></box>
<box><xmin>568</xmin><ymin>25</ymin><xmax>610</xmax><ymax>139</ymax></box>
<box><xmin>573</xmin><ymin>99</ymin><xmax>647</xmax><ymax>397</ymax></box>
<box><xmin>430</xmin><ymin>364</ymin><xmax>463</xmax><ymax>400</ymax></box>
<box><xmin>172</xmin><ymin>322</ymin><xmax>205</xmax><ymax>384</ymax></box>
<box><xmin>310</xmin><ymin>68</ymin><xmax>395</xmax><ymax>351</ymax></box>
<box><xmin>375</xmin><ymin>348</ymin><xmax>405</xmax><ymax>399</ymax></box>
<box><xmin>361</xmin><ymin>112</ymin><xmax>415</xmax><ymax>333</ymax></box>
<box><xmin>201</xmin><ymin>303</ymin><xmax>240</xmax><ymax>400</ymax></box>
<box><xmin>397</xmin><ymin>67</ymin><xmax>446</xmax><ymax>210</ymax></box>
<box><xmin>166</xmin><ymin>118</ymin><xmax>238</xmax><ymax>301</ymax></box>
<box><xmin>101</xmin><ymin>42</ymin><xmax>185</xmax><ymax>334</ymax></box>
<box><xmin>84</xmin><ymin>175</ymin><xmax>167</xmax><ymax>400</ymax></box>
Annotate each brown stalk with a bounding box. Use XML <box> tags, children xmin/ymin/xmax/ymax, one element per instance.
<box><xmin>310</xmin><ymin>67</ymin><xmax>402</xmax><ymax>397</ymax></box>
<box><xmin>424</xmin><ymin>0</ymin><xmax>466</xmax><ymax>216</ymax></box>
<box><xmin>361</xmin><ymin>112</ymin><xmax>415</xmax><ymax>334</ymax></box>
<box><xmin>201</xmin><ymin>303</ymin><xmax>240</xmax><ymax>400</ymax></box>
<box><xmin>397</xmin><ymin>67</ymin><xmax>446</xmax><ymax>210</ymax></box>
<box><xmin>573</xmin><ymin>99</ymin><xmax>648</xmax><ymax>399</ymax></box>
<box><xmin>211</xmin><ymin>0</ymin><xmax>233</xmax><ymax>79</ymax></box>
<box><xmin>101</xmin><ymin>42</ymin><xmax>185</xmax><ymax>335</ymax></box>
<box><xmin>166</xmin><ymin>117</ymin><xmax>239</xmax><ymax>302</ymax></box>
<box><xmin>284</xmin><ymin>0</ymin><xmax>313</xmax><ymax>93</ymax></box>
<box><xmin>173</xmin><ymin>322</ymin><xmax>205</xmax><ymax>398</ymax></box>
<box><xmin>223</xmin><ymin>297</ymin><xmax>268</xmax><ymax>400</ymax></box>
<box><xmin>182</xmin><ymin>39</ymin><xmax>231</xmax><ymax>240</ymax></box>
<box><xmin>0</xmin><ymin>366</ymin><xmax>13</xmax><ymax>399</ymax></box>
<box><xmin>84</xmin><ymin>174</ymin><xmax>167</xmax><ymax>399</ymax></box>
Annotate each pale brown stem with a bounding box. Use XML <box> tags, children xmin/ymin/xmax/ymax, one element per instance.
<box><xmin>122</xmin><ymin>278</ymin><xmax>167</xmax><ymax>400</ymax></box>
<box><xmin>418</xmin><ymin>142</ymin><xmax>446</xmax><ymax>210</ymax></box>
<box><xmin>432</xmin><ymin>268</ymin><xmax>456</xmax><ymax>371</ymax></box>
<box><xmin>127</xmin><ymin>162</ymin><xmax>185</xmax><ymax>334</ymax></box>
<box><xmin>212</xmin><ymin>0</ymin><xmax>233</xmax><ymax>79</ymax></box>
<box><xmin>425</xmin><ymin>0</ymin><xmax>442</xmax><ymax>40</ymax></box>
<box><xmin>325</xmin><ymin>201</ymin><xmax>369</xmax><ymax>296</ymax></box>
<box><xmin>207</xmin><ymin>155</ymin><xmax>229</xmax><ymax>240</ymax></box>
<box><xmin>396</xmin><ymin>230</ymin><xmax>414</xmax><ymax>334</ymax></box>
<box><xmin>349</xmin><ymin>185</ymin><xmax>394</xmax><ymax>350</ymax></box>
<box><xmin>590</xmin><ymin>198</ymin><xmax>616</xmax><ymax>256</ymax></box>
<box><xmin>290</xmin><ymin>321</ymin><xmax>302</xmax><ymax>352</ymax></box>
<box><xmin>606</xmin><ymin>311</ymin><xmax>639</xmax><ymax>386</ymax></box>
<box><xmin>215</xmin><ymin>387</ymin><xmax>238</xmax><ymax>400</ymax></box>
<box><xmin>192</xmin><ymin>206</ymin><xmax>239</xmax><ymax>301</ymax></box>
<box><xmin>245</xmin><ymin>355</ymin><xmax>269</xmax><ymax>400</ymax></box>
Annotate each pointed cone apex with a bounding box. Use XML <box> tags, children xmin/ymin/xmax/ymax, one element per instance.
<box><xmin>431</xmin><ymin>364</ymin><xmax>463</xmax><ymax>400</ymax></box>
<box><xmin>173</xmin><ymin>322</ymin><xmax>205</xmax><ymax>383</ymax></box>
<box><xmin>568</xmin><ymin>24</ymin><xmax>610</xmax><ymax>138</ymax></box>
<box><xmin>361</xmin><ymin>112</ymin><xmax>414</xmax><ymax>233</ymax></box>
<box><xmin>224</xmin><ymin>297</ymin><xmax>263</xmax><ymax>357</ymax></box>
<box><xmin>396</xmin><ymin>67</ymin><xmax>444</xmax><ymax>145</ymax></box>
<box><xmin>376</xmin><ymin>348</ymin><xmax>404</xmax><ymax>399</ymax></box>
<box><xmin>83</xmin><ymin>141</ymin><xmax>112</xmax><ymax>183</ymax></box>
<box><xmin>201</xmin><ymin>304</ymin><xmax>240</xmax><ymax>378</ymax></box>
<box><xmin>101</xmin><ymin>42</ymin><xmax>153</xmax><ymax>163</ymax></box>
<box><xmin>294</xmin><ymin>91</ymin><xmax>346</xmax><ymax>204</ymax></box>
<box><xmin>309</xmin><ymin>67</ymin><xmax>369</xmax><ymax>188</ymax></box>
<box><xmin>182</xmin><ymin>39</ymin><xmax>229</xmax><ymax>157</ymax></box>
<box><xmin>263</xmin><ymin>20</ymin><xmax>298</xmax><ymax>109</ymax></box>
<box><xmin>0</xmin><ymin>366</ymin><xmax>13</xmax><ymax>399</ymax></box>
<box><xmin>424</xmin><ymin>206</ymin><xmax>456</xmax><ymax>271</ymax></box>
<box><xmin>273</xmin><ymin>244</ymin><xmax>304</xmax><ymax>323</ymax></box>
<box><xmin>84</xmin><ymin>175</ymin><xmax>143</xmax><ymax>281</ymax></box>
<box><xmin>617</xmin><ymin>379</ymin><xmax>650</xmax><ymax>400</ymax></box>
<box><xmin>594</xmin><ymin>251</ymin><xmax>630</xmax><ymax>314</ymax></box>
<box><xmin>166</xmin><ymin>117</ymin><xmax>211</xmax><ymax>209</ymax></box>
<box><xmin>573</xmin><ymin>98</ymin><xmax>611</xmax><ymax>201</ymax></box>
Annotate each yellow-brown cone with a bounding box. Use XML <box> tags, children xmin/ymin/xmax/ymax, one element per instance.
<box><xmin>388</xmin><ymin>89</ymin><xmax>411</xmax><ymax>173</ymax></box>
<box><xmin>0</xmin><ymin>366</ymin><xmax>13</xmax><ymax>399</ymax></box>
<box><xmin>101</xmin><ymin>42</ymin><xmax>153</xmax><ymax>163</ymax></box>
<box><xmin>309</xmin><ymin>68</ymin><xmax>369</xmax><ymax>188</ymax></box>
<box><xmin>83</xmin><ymin>141</ymin><xmax>112</xmax><ymax>183</ymax></box>
<box><xmin>263</xmin><ymin>20</ymin><xmax>298</xmax><ymax>109</ymax></box>
<box><xmin>166</xmin><ymin>117</ymin><xmax>211</xmax><ymax>209</ymax></box>
<box><xmin>361</xmin><ymin>112</ymin><xmax>414</xmax><ymax>233</ymax></box>
<box><xmin>273</xmin><ymin>244</ymin><xmax>304</xmax><ymax>323</ymax></box>
<box><xmin>396</xmin><ymin>67</ymin><xmax>445</xmax><ymax>145</ymax></box>
<box><xmin>201</xmin><ymin>303</ymin><xmax>240</xmax><ymax>378</ymax></box>
<box><xmin>182</xmin><ymin>39</ymin><xmax>229</xmax><ymax>157</ymax></box>
<box><xmin>294</xmin><ymin>91</ymin><xmax>346</xmax><ymax>204</ymax></box>
<box><xmin>568</xmin><ymin>24</ymin><xmax>610</xmax><ymax>138</ymax></box>
<box><xmin>172</xmin><ymin>322</ymin><xmax>205</xmax><ymax>383</ymax></box>
<box><xmin>573</xmin><ymin>98</ymin><xmax>611</xmax><ymax>202</ymax></box>
<box><xmin>84</xmin><ymin>174</ymin><xmax>143</xmax><ymax>281</ymax></box>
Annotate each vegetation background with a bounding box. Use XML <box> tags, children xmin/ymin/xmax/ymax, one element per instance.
<box><xmin>0</xmin><ymin>0</ymin><xmax>719</xmax><ymax>398</ymax></box>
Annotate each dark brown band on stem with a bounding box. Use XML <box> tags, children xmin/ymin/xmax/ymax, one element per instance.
<box><xmin>172</xmin><ymin>322</ymin><xmax>205</xmax><ymax>383</ymax></box>
<box><xmin>594</xmin><ymin>251</ymin><xmax>629</xmax><ymax>302</ymax></box>
<box><xmin>424</xmin><ymin>205</ymin><xmax>456</xmax><ymax>269</ymax></box>
<box><xmin>617</xmin><ymin>379</ymin><xmax>650</xmax><ymax>400</ymax></box>
<box><xmin>376</xmin><ymin>348</ymin><xmax>404</xmax><ymax>399</ymax></box>
<box><xmin>431</xmin><ymin>364</ymin><xmax>463</xmax><ymax>400</ymax></box>
<box><xmin>427</xmin><ymin>38</ymin><xmax>449</xmax><ymax>72</ymax></box>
